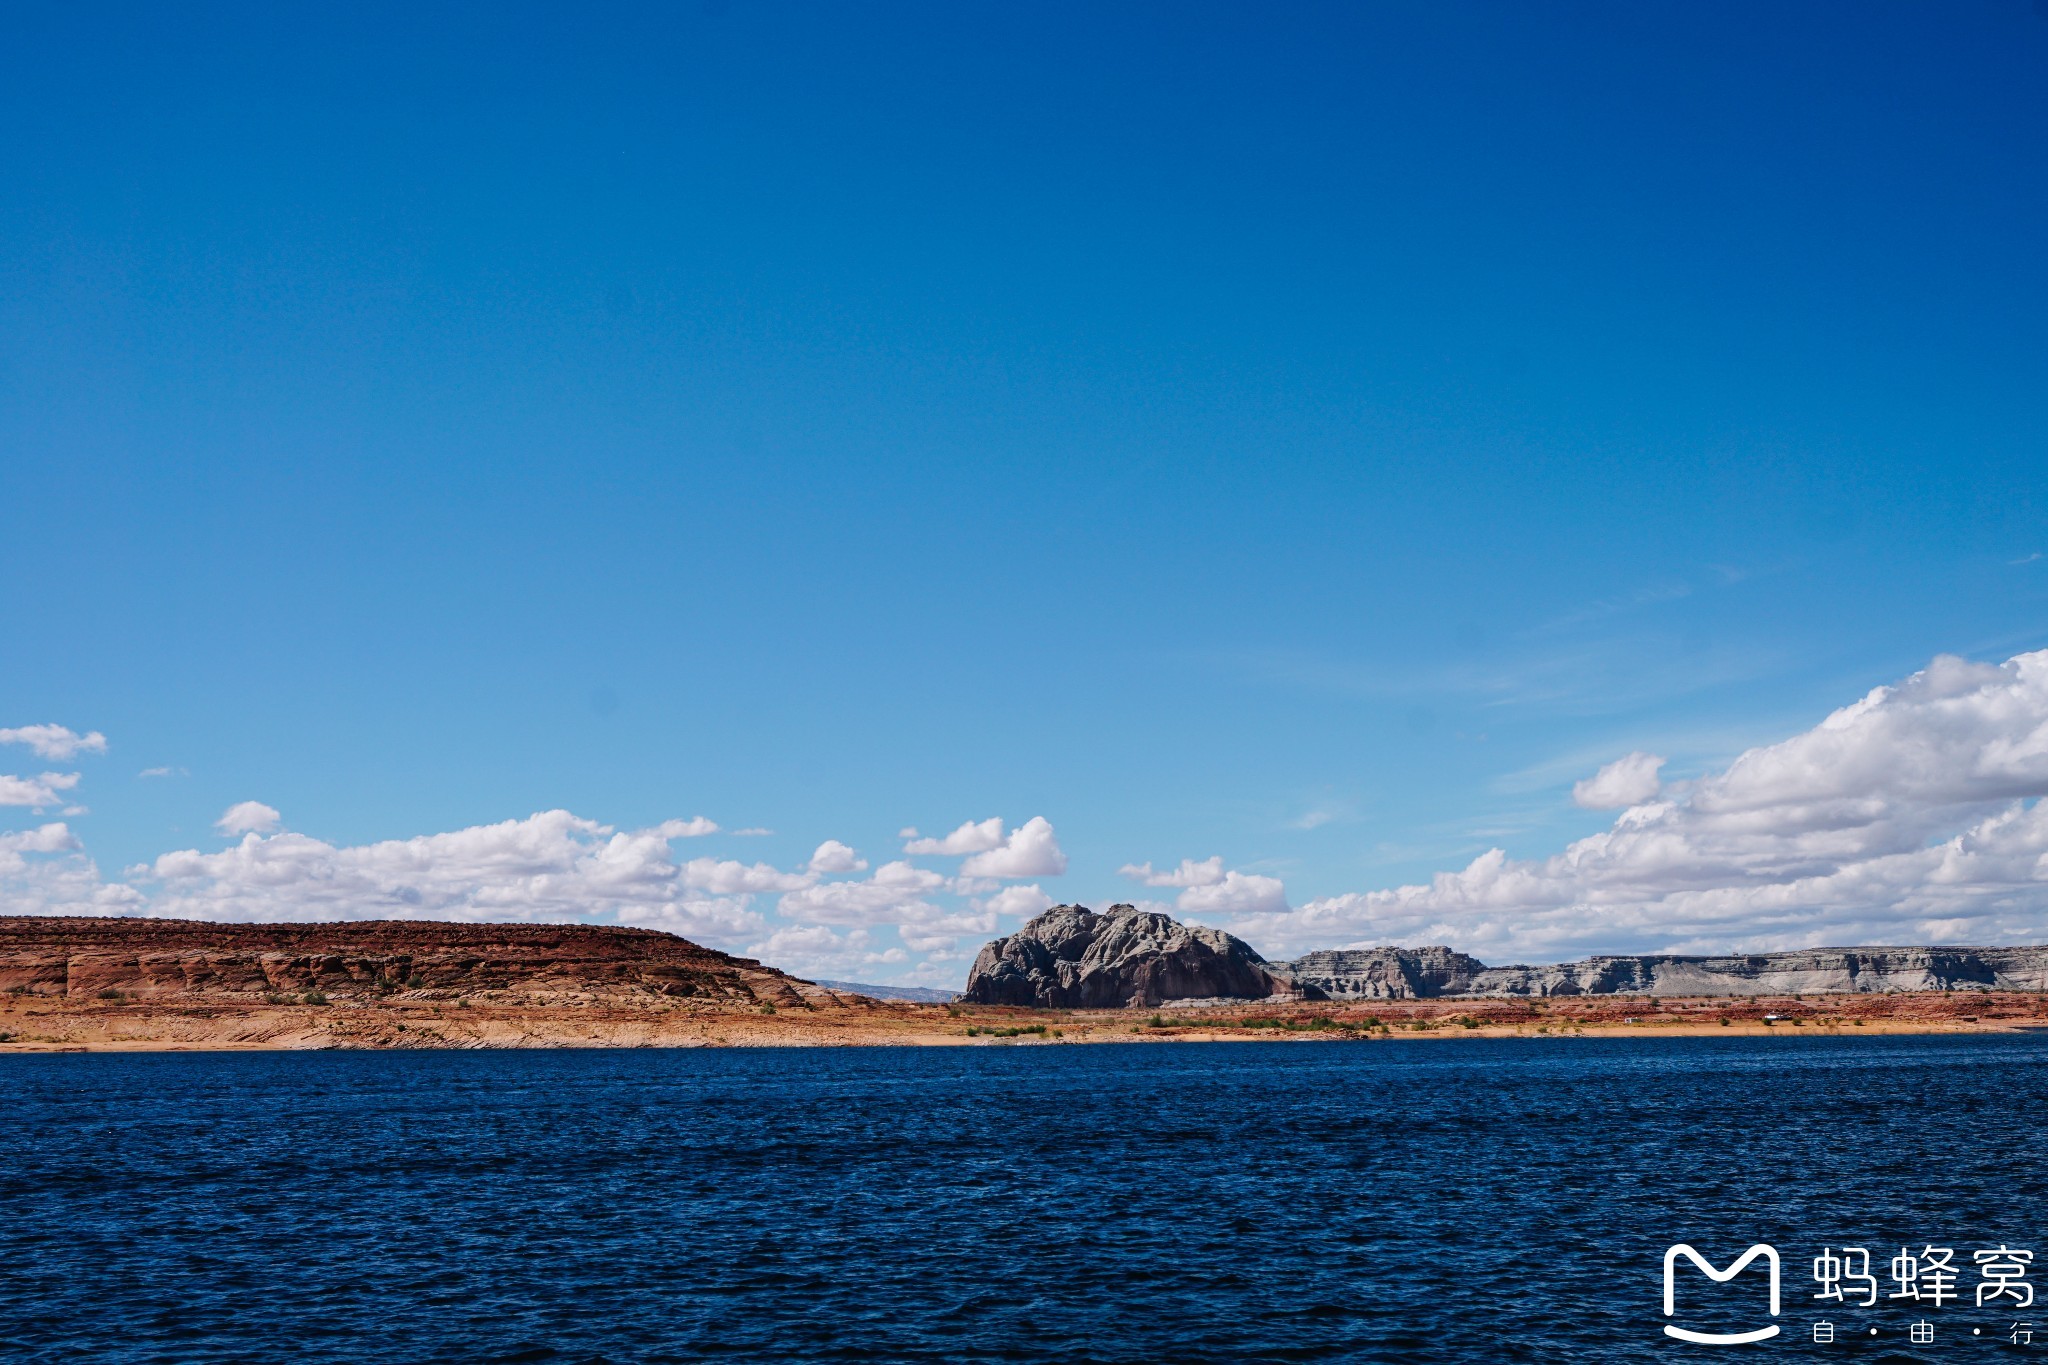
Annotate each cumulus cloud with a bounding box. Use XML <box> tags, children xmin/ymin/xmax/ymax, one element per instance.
<box><xmin>1120</xmin><ymin>856</ymin><xmax>1226</xmax><ymax>888</ymax></box>
<box><xmin>745</xmin><ymin>925</ymin><xmax>908</xmax><ymax>980</ymax></box>
<box><xmin>654</xmin><ymin>816</ymin><xmax>720</xmax><ymax>838</ymax></box>
<box><xmin>0</xmin><ymin>822</ymin><xmax>143</xmax><ymax>916</ymax></box>
<box><xmin>979</xmin><ymin>884</ymin><xmax>1054</xmax><ymax>919</ymax></box>
<box><xmin>678</xmin><ymin>857</ymin><xmax>814</xmax><ymax>895</ymax></box>
<box><xmin>1227</xmin><ymin>650</ymin><xmax>2048</xmax><ymax>962</ymax></box>
<box><xmin>808</xmin><ymin>839</ymin><xmax>867</xmax><ymax>874</ymax></box>
<box><xmin>902</xmin><ymin>818</ymin><xmax>1005</xmax><ymax>856</ymax></box>
<box><xmin>0</xmin><ymin>821</ymin><xmax>82</xmax><ymax>868</ymax></box>
<box><xmin>215</xmin><ymin>801</ymin><xmax>282</xmax><ymax>836</ymax></box>
<box><xmin>122</xmin><ymin>810</ymin><xmax>768</xmax><ymax>946</ymax></box>
<box><xmin>1572</xmin><ymin>751</ymin><xmax>1666</xmax><ymax>809</ymax></box>
<box><xmin>1176</xmin><ymin>870</ymin><xmax>1288</xmax><ymax>915</ymax></box>
<box><xmin>0</xmin><ymin>772</ymin><xmax>81</xmax><ymax>808</ymax></box>
<box><xmin>775</xmin><ymin>860</ymin><xmax>948</xmax><ymax>926</ymax></box>
<box><xmin>0</xmin><ymin>725</ymin><xmax>107</xmax><ymax>761</ymax></box>
<box><xmin>771</xmin><ymin>858</ymin><xmax>998</xmax><ymax>956</ymax></box>
<box><xmin>959</xmin><ymin>817</ymin><xmax>1068</xmax><ymax>878</ymax></box>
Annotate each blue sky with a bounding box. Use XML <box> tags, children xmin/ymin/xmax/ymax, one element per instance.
<box><xmin>5</xmin><ymin>2</ymin><xmax>2048</xmax><ymax>983</ymax></box>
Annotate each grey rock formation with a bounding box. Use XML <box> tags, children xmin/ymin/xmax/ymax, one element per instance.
<box><xmin>1284</xmin><ymin>945</ymin><xmax>2048</xmax><ymax>998</ymax></box>
<box><xmin>962</xmin><ymin>905</ymin><xmax>2048</xmax><ymax>1007</ymax></box>
<box><xmin>962</xmin><ymin>904</ymin><xmax>1312</xmax><ymax>1008</ymax></box>
<box><xmin>1287</xmin><ymin>946</ymin><xmax>1491</xmax><ymax>1000</ymax></box>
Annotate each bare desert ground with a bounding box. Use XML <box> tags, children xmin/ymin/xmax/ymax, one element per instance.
<box><xmin>5</xmin><ymin>987</ymin><xmax>2045</xmax><ymax>1052</ymax></box>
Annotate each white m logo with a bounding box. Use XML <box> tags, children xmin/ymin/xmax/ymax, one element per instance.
<box><xmin>1662</xmin><ymin>1243</ymin><xmax>1782</xmax><ymax>1344</ymax></box>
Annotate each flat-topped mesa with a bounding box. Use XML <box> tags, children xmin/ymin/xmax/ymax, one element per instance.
<box><xmin>1284</xmin><ymin>946</ymin><xmax>1492</xmax><ymax>1000</ymax></box>
<box><xmin>962</xmin><ymin>903</ymin><xmax>1315</xmax><ymax>1008</ymax></box>
<box><xmin>1283</xmin><ymin>945</ymin><xmax>2048</xmax><ymax>999</ymax></box>
<box><xmin>0</xmin><ymin>916</ymin><xmax>832</xmax><ymax>1007</ymax></box>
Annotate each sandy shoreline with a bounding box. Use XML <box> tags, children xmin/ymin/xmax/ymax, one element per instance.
<box><xmin>4</xmin><ymin>989</ymin><xmax>2045</xmax><ymax>1052</ymax></box>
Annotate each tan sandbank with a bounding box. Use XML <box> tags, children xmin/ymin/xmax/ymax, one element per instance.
<box><xmin>4</xmin><ymin>989</ymin><xmax>2043</xmax><ymax>1052</ymax></box>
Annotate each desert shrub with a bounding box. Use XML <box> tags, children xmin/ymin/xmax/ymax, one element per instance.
<box><xmin>301</xmin><ymin>990</ymin><xmax>329</xmax><ymax>1006</ymax></box>
<box><xmin>96</xmin><ymin>989</ymin><xmax>126</xmax><ymax>1001</ymax></box>
<box><xmin>405</xmin><ymin>975</ymin><xmax>425</xmax><ymax>989</ymax></box>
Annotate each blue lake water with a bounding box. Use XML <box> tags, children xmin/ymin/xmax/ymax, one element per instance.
<box><xmin>4</xmin><ymin>1034</ymin><xmax>2045</xmax><ymax>1363</ymax></box>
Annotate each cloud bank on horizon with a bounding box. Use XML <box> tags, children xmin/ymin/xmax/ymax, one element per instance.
<box><xmin>7</xmin><ymin>651</ymin><xmax>2048</xmax><ymax>982</ymax></box>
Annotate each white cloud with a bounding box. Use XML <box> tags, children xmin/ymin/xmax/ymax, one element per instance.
<box><xmin>902</xmin><ymin>817</ymin><xmax>1005</xmax><ymax>856</ymax></box>
<box><xmin>1228</xmin><ymin>650</ymin><xmax>2048</xmax><ymax>962</ymax></box>
<box><xmin>1119</xmin><ymin>856</ymin><xmax>1225</xmax><ymax>888</ymax></box>
<box><xmin>776</xmin><ymin>859</ymin><xmax>948</xmax><ymax>926</ymax></box>
<box><xmin>654</xmin><ymin>816</ymin><xmax>720</xmax><ymax>838</ymax></box>
<box><xmin>0</xmin><ymin>821</ymin><xmax>81</xmax><ymax>868</ymax></box>
<box><xmin>120</xmin><ymin>809</ymin><xmax>768</xmax><ymax>947</ymax></box>
<box><xmin>744</xmin><ymin>925</ymin><xmax>908</xmax><ymax>980</ymax></box>
<box><xmin>1177</xmin><ymin>870</ymin><xmax>1288</xmax><ymax>915</ymax></box>
<box><xmin>771</xmin><ymin>857</ymin><xmax>998</xmax><ymax>956</ymax></box>
<box><xmin>808</xmin><ymin>839</ymin><xmax>867</xmax><ymax>874</ymax></box>
<box><xmin>730</xmin><ymin>827</ymin><xmax>775</xmax><ymax>837</ymax></box>
<box><xmin>1572</xmin><ymin>751</ymin><xmax>1666</xmax><ymax>809</ymax></box>
<box><xmin>0</xmin><ymin>772</ymin><xmax>81</xmax><ymax>808</ymax></box>
<box><xmin>0</xmin><ymin>823</ymin><xmax>142</xmax><ymax>915</ymax></box>
<box><xmin>138</xmin><ymin>766</ymin><xmax>181</xmax><ymax>779</ymax></box>
<box><xmin>678</xmin><ymin>857</ymin><xmax>814</xmax><ymax>895</ymax></box>
<box><xmin>959</xmin><ymin>816</ymin><xmax>1068</xmax><ymax>878</ymax></box>
<box><xmin>0</xmin><ymin>725</ymin><xmax>107</xmax><ymax>761</ymax></box>
<box><xmin>979</xmin><ymin>884</ymin><xmax>1053</xmax><ymax>919</ymax></box>
<box><xmin>215</xmin><ymin>801</ymin><xmax>282</xmax><ymax>836</ymax></box>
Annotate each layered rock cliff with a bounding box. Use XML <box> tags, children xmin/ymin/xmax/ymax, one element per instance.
<box><xmin>0</xmin><ymin>917</ymin><xmax>829</xmax><ymax>1006</ymax></box>
<box><xmin>962</xmin><ymin>906</ymin><xmax>2048</xmax><ymax>1006</ymax></box>
<box><xmin>1287</xmin><ymin>944</ymin><xmax>2048</xmax><ymax>998</ymax></box>
<box><xmin>962</xmin><ymin>903</ymin><xmax>1310</xmax><ymax>1007</ymax></box>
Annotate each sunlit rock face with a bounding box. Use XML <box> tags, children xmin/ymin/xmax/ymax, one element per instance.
<box><xmin>1286</xmin><ymin>945</ymin><xmax>2048</xmax><ymax>998</ymax></box>
<box><xmin>965</xmin><ymin>905</ymin><xmax>2048</xmax><ymax>1007</ymax></box>
<box><xmin>961</xmin><ymin>904</ymin><xmax>1311</xmax><ymax>1008</ymax></box>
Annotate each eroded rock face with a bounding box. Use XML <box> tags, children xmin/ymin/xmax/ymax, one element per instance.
<box><xmin>962</xmin><ymin>903</ymin><xmax>2048</xmax><ymax>1007</ymax></box>
<box><xmin>1285</xmin><ymin>946</ymin><xmax>1491</xmax><ymax>1000</ymax></box>
<box><xmin>0</xmin><ymin>917</ymin><xmax>823</xmax><ymax>1005</ymax></box>
<box><xmin>1284</xmin><ymin>944</ymin><xmax>2048</xmax><ymax>998</ymax></box>
<box><xmin>961</xmin><ymin>903</ymin><xmax>1309</xmax><ymax>1008</ymax></box>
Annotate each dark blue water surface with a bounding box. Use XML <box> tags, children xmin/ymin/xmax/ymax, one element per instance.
<box><xmin>4</xmin><ymin>1035</ymin><xmax>2046</xmax><ymax>1363</ymax></box>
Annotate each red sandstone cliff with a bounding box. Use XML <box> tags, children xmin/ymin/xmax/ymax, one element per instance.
<box><xmin>0</xmin><ymin>917</ymin><xmax>829</xmax><ymax>1007</ymax></box>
